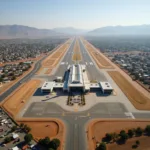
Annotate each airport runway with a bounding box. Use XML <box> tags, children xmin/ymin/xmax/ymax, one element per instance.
<box><xmin>79</xmin><ymin>38</ymin><xmax>107</xmax><ymax>81</ymax></box>
<box><xmin>48</xmin><ymin>38</ymin><xmax>107</xmax><ymax>81</ymax></box>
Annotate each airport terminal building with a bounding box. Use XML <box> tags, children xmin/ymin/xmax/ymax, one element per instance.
<box><xmin>41</xmin><ymin>64</ymin><xmax>113</xmax><ymax>94</ymax></box>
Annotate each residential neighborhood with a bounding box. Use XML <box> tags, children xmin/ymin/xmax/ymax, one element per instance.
<box><xmin>0</xmin><ymin>38</ymin><xmax>68</xmax><ymax>63</ymax></box>
<box><xmin>0</xmin><ymin>62</ymin><xmax>32</xmax><ymax>83</ymax></box>
<box><xmin>111</xmin><ymin>52</ymin><xmax>150</xmax><ymax>90</ymax></box>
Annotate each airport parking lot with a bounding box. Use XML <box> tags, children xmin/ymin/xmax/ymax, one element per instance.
<box><xmin>0</xmin><ymin>108</ymin><xmax>36</xmax><ymax>150</ymax></box>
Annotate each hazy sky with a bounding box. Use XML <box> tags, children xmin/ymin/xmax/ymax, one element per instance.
<box><xmin>0</xmin><ymin>0</ymin><xmax>150</xmax><ymax>29</ymax></box>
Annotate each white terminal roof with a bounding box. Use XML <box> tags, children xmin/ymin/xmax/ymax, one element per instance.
<box><xmin>68</xmin><ymin>64</ymin><xmax>84</xmax><ymax>87</ymax></box>
<box><xmin>41</xmin><ymin>81</ymin><xmax>55</xmax><ymax>90</ymax></box>
<box><xmin>100</xmin><ymin>82</ymin><xmax>113</xmax><ymax>90</ymax></box>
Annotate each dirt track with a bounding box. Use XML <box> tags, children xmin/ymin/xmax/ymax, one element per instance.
<box><xmin>88</xmin><ymin>119</ymin><xmax>150</xmax><ymax>150</ymax></box>
<box><xmin>2</xmin><ymin>79</ymin><xmax>41</xmax><ymax>117</ymax></box>
<box><xmin>108</xmin><ymin>71</ymin><xmax>150</xmax><ymax>110</ymax></box>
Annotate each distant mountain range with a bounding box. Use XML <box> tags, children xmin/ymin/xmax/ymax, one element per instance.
<box><xmin>0</xmin><ymin>25</ymin><xmax>63</xmax><ymax>39</ymax></box>
<box><xmin>0</xmin><ymin>24</ymin><xmax>150</xmax><ymax>39</ymax></box>
<box><xmin>53</xmin><ymin>27</ymin><xmax>89</xmax><ymax>35</ymax></box>
<box><xmin>87</xmin><ymin>25</ymin><xmax>150</xmax><ymax>36</ymax></box>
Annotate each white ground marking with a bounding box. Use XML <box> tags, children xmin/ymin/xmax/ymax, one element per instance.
<box><xmin>61</xmin><ymin>62</ymin><xmax>65</xmax><ymax>65</ymax></box>
<box><xmin>125</xmin><ymin>112</ymin><xmax>135</xmax><ymax>119</ymax></box>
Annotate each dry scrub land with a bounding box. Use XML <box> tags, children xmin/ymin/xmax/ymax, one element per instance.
<box><xmin>88</xmin><ymin>120</ymin><xmax>150</xmax><ymax>150</ymax></box>
<box><xmin>108</xmin><ymin>71</ymin><xmax>150</xmax><ymax>110</ymax></box>
<box><xmin>16</xmin><ymin>118</ymin><xmax>65</xmax><ymax>144</ymax></box>
<box><xmin>72</xmin><ymin>39</ymin><xmax>82</xmax><ymax>61</ymax></box>
<box><xmin>16</xmin><ymin>118</ymin><xmax>65</xmax><ymax>150</ymax></box>
<box><xmin>84</xmin><ymin>40</ymin><xmax>114</xmax><ymax>69</ymax></box>
<box><xmin>2</xmin><ymin>79</ymin><xmax>41</xmax><ymax>117</ymax></box>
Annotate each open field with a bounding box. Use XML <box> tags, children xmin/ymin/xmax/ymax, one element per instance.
<box><xmin>108</xmin><ymin>136</ymin><xmax>150</xmax><ymax>150</ymax></box>
<box><xmin>88</xmin><ymin>120</ymin><xmax>150</xmax><ymax>150</ymax></box>
<box><xmin>84</xmin><ymin>40</ymin><xmax>114</xmax><ymax>69</ymax></box>
<box><xmin>108</xmin><ymin>71</ymin><xmax>150</xmax><ymax>110</ymax></box>
<box><xmin>0</xmin><ymin>64</ymin><xmax>34</xmax><ymax>95</ymax></box>
<box><xmin>42</xmin><ymin>43</ymin><xmax>69</xmax><ymax>68</ymax></box>
<box><xmin>2</xmin><ymin>79</ymin><xmax>41</xmax><ymax>117</ymax></box>
<box><xmin>72</xmin><ymin>39</ymin><xmax>82</xmax><ymax>61</ymax></box>
<box><xmin>16</xmin><ymin>118</ymin><xmax>65</xmax><ymax>150</ymax></box>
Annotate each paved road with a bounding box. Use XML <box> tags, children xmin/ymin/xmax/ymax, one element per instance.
<box><xmin>23</xmin><ymin>101</ymin><xmax>150</xmax><ymax>150</ymax></box>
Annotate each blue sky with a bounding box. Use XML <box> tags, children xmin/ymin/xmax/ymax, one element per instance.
<box><xmin>0</xmin><ymin>0</ymin><xmax>150</xmax><ymax>29</ymax></box>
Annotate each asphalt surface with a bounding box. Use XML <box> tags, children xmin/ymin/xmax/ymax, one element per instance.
<box><xmin>23</xmin><ymin>102</ymin><xmax>130</xmax><ymax>150</ymax></box>
<box><xmin>48</xmin><ymin>38</ymin><xmax>107</xmax><ymax>81</ymax></box>
<box><xmin>23</xmin><ymin>102</ymin><xmax>150</xmax><ymax>150</ymax></box>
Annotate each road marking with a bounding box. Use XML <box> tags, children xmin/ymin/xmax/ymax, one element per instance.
<box><xmin>125</xmin><ymin>112</ymin><xmax>135</xmax><ymax>119</ymax></box>
<box><xmin>61</xmin><ymin>62</ymin><xmax>65</xmax><ymax>65</ymax></box>
<box><xmin>79</xmin><ymin>116</ymin><xmax>87</xmax><ymax>118</ymax></box>
<box><xmin>86</xmin><ymin>62</ymin><xmax>87</xmax><ymax>65</ymax></box>
<box><xmin>90</xmin><ymin>62</ymin><xmax>93</xmax><ymax>65</ymax></box>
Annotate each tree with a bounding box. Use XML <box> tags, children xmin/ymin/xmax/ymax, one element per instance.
<box><xmin>24</xmin><ymin>124</ymin><xmax>28</xmax><ymax>131</ymax></box>
<box><xmin>119</xmin><ymin>130</ymin><xmax>128</xmax><ymax>142</ymax></box>
<box><xmin>51</xmin><ymin>139</ymin><xmax>60</xmax><ymax>148</ymax></box>
<box><xmin>97</xmin><ymin>142</ymin><xmax>106</xmax><ymax>150</ymax></box>
<box><xmin>11</xmin><ymin>125</ymin><xmax>17</xmax><ymax>132</ymax></box>
<box><xmin>26</xmin><ymin>126</ymin><xmax>31</xmax><ymax>133</ymax></box>
<box><xmin>43</xmin><ymin>137</ymin><xmax>50</xmax><ymax>146</ymax></box>
<box><xmin>136</xmin><ymin>140</ymin><xmax>140</xmax><ymax>145</ymax></box>
<box><xmin>112</xmin><ymin>132</ymin><xmax>119</xmax><ymax>142</ymax></box>
<box><xmin>145</xmin><ymin>125</ymin><xmax>150</xmax><ymax>135</ymax></box>
<box><xmin>19</xmin><ymin>62</ymin><xmax>24</xmax><ymax>65</ymax></box>
<box><xmin>11</xmin><ymin>76</ymin><xmax>16</xmax><ymax>80</ymax></box>
<box><xmin>128</xmin><ymin>129</ymin><xmax>134</xmax><ymax>138</ymax></box>
<box><xmin>135</xmin><ymin>127</ymin><xmax>143</xmax><ymax>136</ymax></box>
<box><xmin>4</xmin><ymin>137</ymin><xmax>12</xmax><ymax>143</ymax></box>
<box><xmin>20</xmin><ymin>123</ymin><xmax>24</xmax><ymax>128</ymax></box>
<box><xmin>50</xmin><ymin>138</ymin><xmax>60</xmax><ymax>149</ymax></box>
<box><xmin>0</xmin><ymin>77</ymin><xmax>3</xmax><ymax>82</ymax></box>
<box><xmin>24</xmin><ymin>134</ymin><xmax>33</xmax><ymax>144</ymax></box>
<box><xmin>105</xmin><ymin>133</ymin><xmax>112</xmax><ymax>142</ymax></box>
